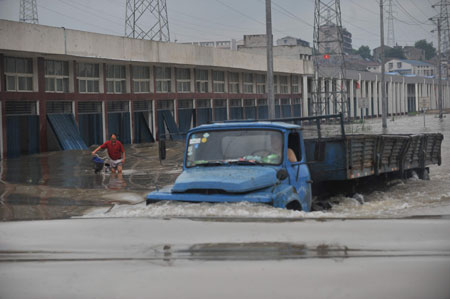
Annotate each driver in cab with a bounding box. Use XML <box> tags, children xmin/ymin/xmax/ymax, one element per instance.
<box><xmin>265</xmin><ymin>133</ymin><xmax>297</xmax><ymax>163</ymax></box>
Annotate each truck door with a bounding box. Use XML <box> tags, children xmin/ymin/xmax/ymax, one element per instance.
<box><xmin>286</xmin><ymin>131</ymin><xmax>312</xmax><ymax>209</ymax></box>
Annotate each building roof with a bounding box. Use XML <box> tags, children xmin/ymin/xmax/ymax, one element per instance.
<box><xmin>192</xmin><ymin>121</ymin><xmax>301</xmax><ymax>132</ymax></box>
<box><xmin>402</xmin><ymin>60</ymin><xmax>433</xmax><ymax>67</ymax></box>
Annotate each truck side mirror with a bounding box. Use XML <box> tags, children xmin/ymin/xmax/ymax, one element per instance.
<box><xmin>159</xmin><ymin>140</ymin><xmax>166</xmax><ymax>161</ymax></box>
<box><xmin>276</xmin><ymin>168</ymin><xmax>289</xmax><ymax>181</ymax></box>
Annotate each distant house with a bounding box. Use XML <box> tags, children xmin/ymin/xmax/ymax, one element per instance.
<box><xmin>367</xmin><ymin>59</ymin><xmax>435</xmax><ymax>77</ymax></box>
<box><xmin>276</xmin><ymin>36</ymin><xmax>310</xmax><ymax>48</ymax></box>
<box><xmin>238</xmin><ymin>34</ymin><xmax>312</xmax><ymax>61</ymax></box>
<box><xmin>403</xmin><ymin>46</ymin><xmax>425</xmax><ymax>61</ymax></box>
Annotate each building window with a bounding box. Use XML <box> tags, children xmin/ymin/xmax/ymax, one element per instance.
<box><xmin>243</xmin><ymin>73</ymin><xmax>253</xmax><ymax>93</ymax></box>
<box><xmin>228</xmin><ymin>72</ymin><xmax>240</xmax><ymax>93</ymax></box>
<box><xmin>155</xmin><ymin>66</ymin><xmax>172</xmax><ymax>93</ymax></box>
<box><xmin>397</xmin><ymin>62</ymin><xmax>402</xmax><ymax>68</ymax></box>
<box><xmin>132</xmin><ymin>65</ymin><xmax>150</xmax><ymax>93</ymax></box>
<box><xmin>279</xmin><ymin>76</ymin><xmax>289</xmax><ymax>94</ymax></box>
<box><xmin>214</xmin><ymin>99</ymin><xmax>226</xmax><ymax>107</ymax></box>
<box><xmin>388</xmin><ymin>62</ymin><xmax>393</xmax><ymax>70</ymax></box>
<box><xmin>230</xmin><ymin>99</ymin><xmax>242</xmax><ymax>107</ymax></box>
<box><xmin>176</xmin><ymin>68</ymin><xmax>191</xmax><ymax>93</ymax></box>
<box><xmin>281</xmin><ymin>98</ymin><xmax>290</xmax><ymax>105</ymax></box>
<box><xmin>291</xmin><ymin>75</ymin><xmax>299</xmax><ymax>93</ymax></box>
<box><xmin>45</xmin><ymin>60</ymin><xmax>69</xmax><ymax>93</ymax></box>
<box><xmin>78</xmin><ymin>62</ymin><xmax>99</xmax><ymax>93</ymax></box>
<box><xmin>196</xmin><ymin>69</ymin><xmax>209</xmax><ymax>93</ymax></box>
<box><xmin>178</xmin><ymin>99</ymin><xmax>193</xmax><ymax>109</ymax></box>
<box><xmin>255</xmin><ymin>74</ymin><xmax>266</xmax><ymax>94</ymax></box>
<box><xmin>196</xmin><ymin>99</ymin><xmax>211</xmax><ymax>108</ymax></box>
<box><xmin>106</xmin><ymin>65</ymin><xmax>126</xmax><ymax>94</ymax></box>
<box><xmin>157</xmin><ymin>99</ymin><xmax>174</xmax><ymax>111</ymax></box>
<box><xmin>213</xmin><ymin>71</ymin><xmax>225</xmax><ymax>93</ymax></box>
<box><xmin>257</xmin><ymin>99</ymin><xmax>267</xmax><ymax>106</ymax></box>
<box><xmin>4</xmin><ymin>56</ymin><xmax>33</xmax><ymax>91</ymax></box>
<box><xmin>244</xmin><ymin>99</ymin><xmax>255</xmax><ymax>107</ymax></box>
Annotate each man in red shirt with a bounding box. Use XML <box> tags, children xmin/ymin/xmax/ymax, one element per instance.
<box><xmin>91</xmin><ymin>134</ymin><xmax>126</xmax><ymax>173</ymax></box>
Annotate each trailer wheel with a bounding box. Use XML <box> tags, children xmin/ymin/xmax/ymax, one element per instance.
<box><xmin>286</xmin><ymin>200</ymin><xmax>302</xmax><ymax>211</ymax></box>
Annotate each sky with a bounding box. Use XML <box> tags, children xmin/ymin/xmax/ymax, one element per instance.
<box><xmin>0</xmin><ymin>0</ymin><xmax>439</xmax><ymax>52</ymax></box>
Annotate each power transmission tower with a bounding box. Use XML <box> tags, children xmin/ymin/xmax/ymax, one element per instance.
<box><xmin>437</xmin><ymin>0</ymin><xmax>450</xmax><ymax>54</ymax></box>
<box><xmin>386</xmin><ymin>0</ymin><xmax>395</xmax><ymax>47</ymax></box>
<box><xmin>125</xmin><ymin>0</ymin><xmax>170</xmax><ymax>41</ymax></box>
<box><xmin>312</xmin><ymin>0</ymin><xmax>348</xmax><ymax>118</ymax></box>
<box><xmin>19</xmin><ymin>0</ymin><xmax>39</xmax><ymax>24</ymax></box>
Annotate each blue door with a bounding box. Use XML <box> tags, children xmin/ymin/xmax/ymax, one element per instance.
<box><xmin>285</xmin><ymin>131</ymin><xmax>312</xmax><ymax>211</ymax></box>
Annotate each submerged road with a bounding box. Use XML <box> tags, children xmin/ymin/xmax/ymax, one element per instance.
<box><xmin>1</xmin><ymin>216</ymin><xmax>450</xmax><ymax>299</ymax></box>
<box><xmin>1</xmin><ymin>114</ymin><xmax>450</xmax><ymax>298</ymax></box>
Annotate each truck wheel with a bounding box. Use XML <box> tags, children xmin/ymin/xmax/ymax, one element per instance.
<box><xmin>286</xmin><ymin>200</ymin><xmax>302</xmax><ymax>211</ymax></box>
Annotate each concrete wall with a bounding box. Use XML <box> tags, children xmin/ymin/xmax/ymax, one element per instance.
<box><xmin>0</xmin><ymin>20</ymin><xmax>310</xmax><ymax>75</ymax></box>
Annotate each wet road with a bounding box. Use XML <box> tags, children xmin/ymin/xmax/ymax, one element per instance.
<box><xmin>1</xmin><ymin>217</ymin><xmax>450</xmax><ymax>299</ymax></box>
<box><xmin>0</xmin><ymin>141</ymin><xmax>184</xmax><ymax>221</ymax></box>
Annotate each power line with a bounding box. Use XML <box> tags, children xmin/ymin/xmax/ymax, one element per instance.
<box><xmin>37</xmin><ymin>3</ymin><xmax>122</xmax><ymax>35</ymax></box>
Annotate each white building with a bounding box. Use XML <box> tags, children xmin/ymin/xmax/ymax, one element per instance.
<box><xmin>368</xmin><ymin>59</ymin><xmax>435</xmax><ymax>77</ymax></box>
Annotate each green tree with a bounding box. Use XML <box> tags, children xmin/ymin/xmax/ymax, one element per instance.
<box><xmin>414</xmin><ymin>39</ymin><xmax>436</xmax><ymax>60</ymax></box>
<box><xmin>356</xmin><ymin>45</ymin><xmax>372</xmax><ymax>59</ymax></box>
<box><xmin>385</xmin><ymin>47</ymin><xmax>405</xmax><ymax>59</ymax></box>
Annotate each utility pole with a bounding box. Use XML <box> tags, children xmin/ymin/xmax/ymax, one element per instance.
<box><xmin>380</xmin><ymin>0</ymin><xmax>387</xmax><ymax>128</ymax></box>
<box><xmin>438</xmin><ymin>18</ymin><xmax>443</xmax><ymax>119</ymax></box>
<box><xmin>431</xmin><ymin>1</ymin><xmax>450</xmax><ymax>119</ymax></box>
<box><xmin>265</xmin><ymin>0</ymin><xmax>275</xmax><ymax>119</ymax></box>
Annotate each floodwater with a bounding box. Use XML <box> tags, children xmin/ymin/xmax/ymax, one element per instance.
<box><xmin>2</xmin><ymin>113</ymin><xmax>450</xmax><ymax>221</ymax></box>
<box><xmin>1</xmin><ymin>113</ymin><xmax>450</xmax><ymax>299</ymax></box>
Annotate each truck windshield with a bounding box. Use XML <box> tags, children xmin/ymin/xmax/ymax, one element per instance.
<box><xmin>186</xmin><ymin>129</ymin><xmax>283</xmax><ymax>167</ymax></box>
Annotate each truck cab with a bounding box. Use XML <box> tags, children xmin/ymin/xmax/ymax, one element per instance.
<box><xmin>147</xmin><ymin>122</ymin><xmax>313</xmax><ymax>211</ymax></box>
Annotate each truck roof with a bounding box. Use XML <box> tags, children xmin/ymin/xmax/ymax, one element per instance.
<box><xmin>190</xmin><ymin>121</ymin><xmax>301</xmax><ymax>132</ymax></box>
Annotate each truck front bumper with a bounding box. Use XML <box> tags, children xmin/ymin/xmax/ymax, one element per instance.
<box><xmin>146</xmin><ymin>187</ymin><xmax>273</xmax><ymax>205</ymax></box>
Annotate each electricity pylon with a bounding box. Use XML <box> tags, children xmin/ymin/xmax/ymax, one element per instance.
<box><xmin>19</xmin><ymin>0</ymin><xmax>39</xmax><ymax>24</ymax></box>
<box><xmin>312</xmin><ymin>0</ymin><xmax>348</xmax><ymax>118</ymax></box>
<box><xmin>125</xmin><ymin>0</ymin><xmax>170</xmax><ymax>41</ymax></box>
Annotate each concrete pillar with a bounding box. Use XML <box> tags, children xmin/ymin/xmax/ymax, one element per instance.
<box><xmin>350</xmin><ymin>79</ymin><xmax>354</xmax><ymax>119</ymax></box>
<box><xmin>302</xmin><ymin>76</ymin><xmax>308</xmax><ymax>117</ymax></box>
<box><xmin>415</xmin><ymin>83</ymin><xmax>419</xmax><ymax>112</ymax></box>
<box><xmin>368</xmin><ymin>80</ymin><xmax>373</xmax><ymax>117</ymax></box>
<box><xmin>102</xmin><ymin>101</ymin><xmax>107</xmax><ymax>143</ymax></box>
<box><xmin>0</xmin><ymin>101</ymin><xmax>3</xmax><ymax>159</ymax></box>
<box><xmin>328</xmin><ymin>78</ymin><xmax>333</xmax><ymax>114</ymax></box>
<box><xmin>129</xmin><ymin>101</ymin><xmax>134</xmax><ymax>144</ymax></box>
<box><xmin>190</xmin><ymin>68</ymin><xmax>195</xmax><ymax>93</ymax></box>
<box><xmin>374</xmin><ymin>77</ymin><xmax>379</xmax><ymax>117</ymax></box>
<box><xmin>430</xmin><ymin>81</ymin><xmax>435</xmax><ymax>109</ymax></box>
<box><xmin>356</xmin><ymin>75</ymin><xmax>361</xmax><ymax>118</ymax></box>
<box><xmin>320</xmin><ymin>78</ymin><xmax>326</xmax><ymax>115</ymax></box>
<box><xmin>401</xmin><ymin>79</ymin><xmax>406</xmax><ymax>114</ymax></box>
<box><xmin>207</xmin><ymin>69</ymin><xmax>213</xmax><ymax>93</ymax></box>
<box><xmin>224</xmin><ymin>70</ymin><xmax>229</xmax><ymax>93</ymax></box>
<box><xmin>337</xmin><ymin>77</ymin><xmax>342</xmax><ymax>115</ymax></box>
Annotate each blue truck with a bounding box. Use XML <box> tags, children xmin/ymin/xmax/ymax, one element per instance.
<box><xmin>147</xmin><ymin>114</ymin><xmax>443</xmax><ymax>211</ymax></box>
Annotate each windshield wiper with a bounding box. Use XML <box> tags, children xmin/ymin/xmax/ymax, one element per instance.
<box><xmin>226</xmin><ymin>159</ymin><xmax>263</xmax><ymax>165</ymax></box>
<box><xmin>194</xmin><ymin>161</ymin><xmax>225</xmax><ymax>167</ymax></box>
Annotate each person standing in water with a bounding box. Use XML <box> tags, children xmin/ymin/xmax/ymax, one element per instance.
<box><xmin>91</xmin><ymin>134</ymin><xmax>126</xmax><ymax>173</ymax></box>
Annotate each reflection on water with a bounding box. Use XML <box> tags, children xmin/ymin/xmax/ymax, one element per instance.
<box><xmin>0</xmin><ymin>141</ymin><xmax>184</xmax><ymax>221</ymax></box>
